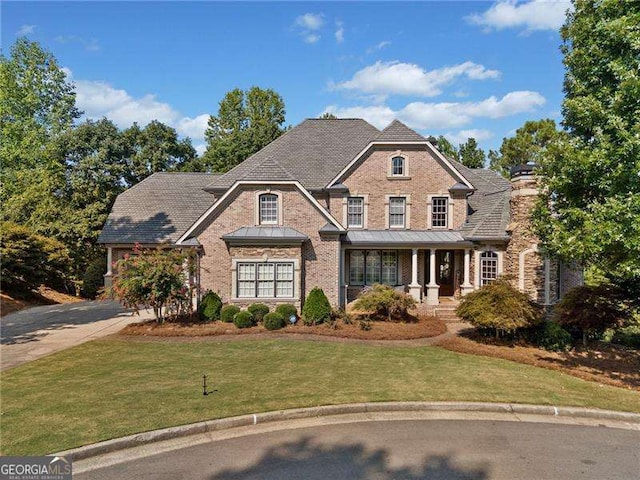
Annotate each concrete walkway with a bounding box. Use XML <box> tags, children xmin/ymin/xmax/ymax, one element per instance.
<box><xmin>0</xmin><ymin>301</ymin><xmax>153</xmax><ymax>371</ymax></box>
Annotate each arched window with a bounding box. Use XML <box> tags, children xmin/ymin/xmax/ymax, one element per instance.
<box><xmin>391</xmin><ymin>156</ymin><xmax>405</xmax><ymax>176</ymax></box>
<box><xmin>259</xmin><ymin>193</ymin><xmax>278</xmax><ymax>224</ymax></box>
<box><xmin>480</xmin><ymin>251</ymin><xmax>498</xmax><ymax>286</ymax></box>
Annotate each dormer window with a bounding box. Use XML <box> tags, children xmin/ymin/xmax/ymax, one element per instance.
<box><xmin>259</xmin><ymin>193</ymin><xmax>278</xmax><ymax>224</ymax></box>
<box><xmin>391</xmin><ymin>156</ymin><xmax>405</xmax><ymax>176</ymax></box>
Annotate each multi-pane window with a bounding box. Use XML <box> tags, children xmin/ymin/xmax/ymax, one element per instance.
<box><xmin>391</xmin><ymin>156</ymin><xmax>405</xmax><ymax>176</ymax></box>
<box><xmin>389</xmin><ymin>197</ymin><xmax>406</xmax><ymax>228</ymax></box>
<box><xmin>347</xmin><ymin>197</ymin><xmax>364</xmax><ymax>228</ymax></box>
<box><xmin>431</xmin><ymin>197</ymin><xmax>448</xmax><ymax>228</ymax></box>
<box><xmin>237</xmin><ymin>262</ymin><xmax>294</xmax><ymax>298</ymax></box>
<box><xmin>349</xmin><ymin>250</ymin><xmax>397</xmax><ymax>286</ymax></box>
<box><xmin>480</xmin><ymin>251</ymin><xmax>498</xmax><ymax>286</ymax></box>
<box><xmin>259</xmin><ymin>194</ymin><xmax>278</xmax><ymax>224</ymax></box>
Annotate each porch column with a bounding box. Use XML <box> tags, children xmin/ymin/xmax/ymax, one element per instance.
<box><xmin>461</xmin><ymin>248</ymin><xmax>473</xmax><ymax>296</ymax></box>
<box><xmin>426</xmin><ymin>248</ymin><xmax>439</xmax><ymax>305</ymax></box>
<box><xmin>104</xmin><ymin>247</ymin><xmax>113</xmax><ymax>288</ymax></box>
<box><xmin>340</xmin><ymin>247</ymin><xmax>348</xmax><ymax>307</ymax></box>
<box><xmin>408</xmin><ymin>248</ymin><xmax>422</xmax><ymax>302</ymax></box>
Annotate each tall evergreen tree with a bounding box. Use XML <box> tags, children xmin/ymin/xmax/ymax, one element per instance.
<box><xmin>458</xmin><ymin>138</ymin><xmax>486</xmax><ymax>169</ymax></box>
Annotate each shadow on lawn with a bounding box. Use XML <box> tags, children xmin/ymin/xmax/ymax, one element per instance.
<box><xmin>210</xmin><ymin>437</ymin><xmax>489</xmax><ymax>480</ymax></box>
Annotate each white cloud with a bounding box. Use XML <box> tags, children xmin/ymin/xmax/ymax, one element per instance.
<box><xmin>366</xmin><ymin>40</ymin><xmax>391</xmax><ymax>54</ymax></box>
<box><xmin>445</xmin><ymin>129</ymin><xmax>494</xmax><ymax>145</ymax></box>
<box><xmin>55</xmin><ymin>35</ymin><xmax>100</xmax><ymax>52</ymax></box>
<box><xmin>322</xmin><ymin>91</ymin><xmax>545</xmax><ymax>130</ymax></box>
<box><xmin>65</xmin><ymin>69</ymin><xmax>209</xmax><ymax>144</ymax></box>
<box><xmin>17</xmin><ymin>24</ymin><xmax>36</xmax><ymax>35</ymax></box>
<box><xmin>334</xmin><ymin>61</ymin><xmax>501</xmax><ymax>99</ymax></box>
<box><xmin>466</xmin><ymin>0</ymin><xmax>571</xmax><ymax>33</ymax></box>
<box><xmin>335</xmin><ymin>21</ymin><xmax>344</xmax><ymax>43</ymax></box>
<box><xmin>295</xmin><ymin>13</ymin><xmax>324</xmax><ymax>31</ymax></box>
<box><xmin>304</xmin><ymin>33</ymin><xmax>320</xmax><ymax>44</ymax></box>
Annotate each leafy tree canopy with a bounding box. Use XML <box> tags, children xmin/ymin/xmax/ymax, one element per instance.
<box><xmin>435</xmin><ymin>135</ymin><xmax>459</xmax><ymax>161</ymax></box>
<box><xmin>457</xmin><ymin>137</ymin><xmax>486</xmax><ymax>169</ymax></box>
<box><xmin>533</xmin><ymin>0</ymin><xmax>640</xmax><ymax>287</ymax></box>
<box><xmin>202</xmin><ymin>86</ymin><xmax>286</xmax><ymax>172</ymax></box>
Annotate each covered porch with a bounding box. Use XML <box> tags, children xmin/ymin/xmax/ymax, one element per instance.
<box><xmin>340</xmin><ymin>230</ymin><xmax>475</xmax><ymax>306</ymax></box>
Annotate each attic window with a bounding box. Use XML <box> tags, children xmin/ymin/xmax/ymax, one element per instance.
<box><xmin>391</xmin><ymin>156</ymin><xmax>405</xmax><ymax>176</ymax></box>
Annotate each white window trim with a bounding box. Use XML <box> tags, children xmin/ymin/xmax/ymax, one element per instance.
<box><xmin>427</xmin><ymin>194</ymin><xmax>451</xmax><ymax>230</ymax></box>
<box><xmin>474</xmin><ymin>248</ymin><xmax>504</xmax><ymax>288</ymax></box>
<box><xmin>387</xmin><ymin>152</ymin><xmax>410</xmax><ymax>179</ymax></box>
<box><xmin>385</xmin><ymin>194</ymin><xmax>411</xmax><ymax>229</ymax></box>
<box><xmin>231</xmin><ymin>257</ymin><xmax>300</xmax><ymax>301</ymax></box>
<box><xmin>255</xmin><ymin>190</ymin><xmax>283</xmax><ymax>226</ymax></box>
<box><xmin>343</xmin><ymin>194</ymin><xmax>369</xmax><ymax>229</ymax></box>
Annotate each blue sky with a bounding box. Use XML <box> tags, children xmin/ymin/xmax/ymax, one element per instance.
<box><xmin>3</xmin><ymin>1</ymin><xmax>571</xmax><ymax>155</ymax></box>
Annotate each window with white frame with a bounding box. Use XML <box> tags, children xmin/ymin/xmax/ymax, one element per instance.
<box><xmin>389</xmin><ymin>197</ymin><xmax>406</xmax><ymax>228</ymax></box>
<box><xmin>349</xmin><ymin>250</ymin><xmax>397</xmax><ymax>286</ymax></box>
<box><xmin>431</xmin><ymin>197</ymin><xmax>448</xmax><ymax>228</ymax></box>
<box><xmin>347</xmin><ymin>197</ymin><xmax>364</xmax><ymax>228</ymax></box>
<box><xmin>259</xmin><ymin>194</ymin><xmax>278</xmax><ymax>224</ymax></box>
<box><xmin>391</xmin><ymin>156</ymin><xmax>405</xmax><ymax>176</ymax></box>
<box><xmin>237</xmin><ymin>262</ymin><xmax>294</xmax><ymax>298</ymax></box>
<box><xmin>480</xmin><ymin>251</ymin><xmax>498</xmax><ymax>285</ymax></box>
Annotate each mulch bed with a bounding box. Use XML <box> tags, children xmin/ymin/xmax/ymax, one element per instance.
<box><xmin>1</xmin><ymin>287</ymin><xmax>83</xmax><ymax>316</ymax></box>
<box><xmin>435</xmin><ymin>332</ymin><xmax>640</xmax><ymax>391</ymax></box>
<box><xmin>119</xmin><ymin>315</ymin><xmax>447</xmax><ymax>341</ymax></box>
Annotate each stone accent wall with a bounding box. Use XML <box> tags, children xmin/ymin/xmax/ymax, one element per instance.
<box><xmin>197</xmin><ymin>185</ymin><xmax>341</xmax><ymax>307</ymax></box>
<box><xmin>339</xmin><ymin>146</ymin><xmax>467</xmax><ymax>230</ymax></box>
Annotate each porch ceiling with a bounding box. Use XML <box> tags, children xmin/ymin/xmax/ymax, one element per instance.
<box><xmin>343</xmin><ymin>230</ymin><xmax>472</xmax><ymax>247</ymax></box>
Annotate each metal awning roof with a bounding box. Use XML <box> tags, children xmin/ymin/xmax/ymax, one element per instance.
<box><xmin>343</xmin><ymin>230</ymin><xmax>471</xmax><ymax>246</ymax></box>
<box><xmin>221</xmin><ymin>226</ymin><xmax>308</xmax><ymax>244</ymax></box>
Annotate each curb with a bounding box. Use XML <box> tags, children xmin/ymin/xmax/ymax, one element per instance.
<box><xmin>56</xmin><ymin>402</ymin><xmax>640</xmax><ymax>461</ymax></box>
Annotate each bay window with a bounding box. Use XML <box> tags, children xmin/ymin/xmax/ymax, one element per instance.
<box><xmin>237</xmin><ymin>261</ymin><xmax>294</xmax><ymax>298</ymax></box>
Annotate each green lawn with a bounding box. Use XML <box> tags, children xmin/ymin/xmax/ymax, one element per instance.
<box><xmin>2</xmin><ymin>338</ymin><xmax>639</xmax><ymax>455</ymax></box>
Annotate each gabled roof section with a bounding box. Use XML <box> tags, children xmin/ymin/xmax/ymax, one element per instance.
<box><xmin>205</xmin><ymin>119</ymin><xmax>380</xmax><ymax>191</ymax></box>
<box><xmin>375</xmin><ymin>119</ymin><xmax>426</xmax><ymax>143</ymax></box>
<box><xmin>98</xmin><ymin>173</ymin><xmax>217</xmax><ymax>245</ymax></box>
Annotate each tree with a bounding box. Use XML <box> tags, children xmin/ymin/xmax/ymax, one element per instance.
<box><xmin>202</xmin><ymin>87</ymin><xmax>286</xmax><ymax>172</ymax></box>
<box><xmin>457</xmin><ymin>138</ymin><xmax>485</xmax><ymax>168</ymax></box>
<box><xmin>434</xmin><ymin>135</ymin><xmax>459</xmax><ymax>160</ymax></box>
<box><xmin>489</xmin><ymin>119</ymin><xmax>564</xmax><ymax>177</ymax></box>
<box><xmin>533</xmin><ymin>1</ymin><xmax>640</xmax><ymax>291</ymax></box>
<box><xmin>319</xmin><ymin>112</ymin><xmax>337</xmax><ymax>119</ymax></box>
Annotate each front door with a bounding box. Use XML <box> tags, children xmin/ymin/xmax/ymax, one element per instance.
<box><xmin>436</xmin><ymin>250</ymin><xmax>455</xmax><ymax>296</ymax></box>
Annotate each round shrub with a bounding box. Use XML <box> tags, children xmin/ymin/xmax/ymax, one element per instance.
<box><xmin>248</xmin><ymin>303</ymin><xmax>270</xmax><ymax>323</ymax></box>
<box><xmin>199</xmin><ymin>290</ymin><xmax>223</xmax><ymax>322</ymax></box>
<box><xmin>531</xmin><ymin>321</ymin><xmax>573</xmax><ymax>352</ymax></box>
<box><xmin>263</xmin><ymin>312</ymin><xmax>286</xmax><ymax>331</ymax></box>
<box><xmin>233</xmin><ymin>310</ymin><xmax>255</xmax><ymax>329</ymax></box>
<box><xmin>302</xmin><ymin>287</ymin><xmax>332</xmax><ymax>325</ymax></box>
<box><xmin>220</xmin><ymin>304</ymin><xmax>240</xmax><ymax>323</ymax></box>
<box><xmin>276</xmin><ymin>303</ymin><xmax>298</xmax><ymax>322</ymax></box>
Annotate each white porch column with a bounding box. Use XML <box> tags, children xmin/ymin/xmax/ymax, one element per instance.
<box><xmin>408</xmin><ymin>248</ymin><xmax>422</xmax><ymax>302</ymax></box>
<box><xmin>461</xmin><ymin>248</ymin><xmax>473</xmax><ymax>296</ymax></box>
<box><xmin>426</xmin><ymin>248</ymin><xmax>439</xmax><ymax>305</ymax></box>
<box><xmin>104</xmin><ymin>247</ymin><xmax>114</xmax><ymax>288</ymax></box>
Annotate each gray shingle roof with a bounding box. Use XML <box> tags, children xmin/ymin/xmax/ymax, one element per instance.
<box><xmin>98</xmin><ymin>173</ymin><xmax>217</xmax><ymax>244</ymax></box>
<box><xmin>344</xmin><ymin>230</ymin><xmax>468</xmax><ymax>245</ymax></box>
<box><xmin>375</xmin><ymin>119</ymin><xmax>426</xmax><ymax>143</ymax></box>
<box><xmin>206</xmin><ymin>118</ymin><xmax>380</xmax><ymax>191</ymax></box>
<box><xmin>221</xmin><ymin>226</ymin><xmax>308</xmax><ymax>243</ymax></box>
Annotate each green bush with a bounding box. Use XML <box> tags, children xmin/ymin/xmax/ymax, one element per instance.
<box><xmin>248</xmin><ymin>303</ymin><xmax>270</xmax><ymax>323</ymax></box>
<box><xmin>302</xmin><ymin>287</ymin><xmax>332</xmax><ymax>325</ymax></box>
<box><xmin>263</xmin><ymin>312</ymin><xmax>286</xmax><ymax>331</ymax></box>
<box><xmin>456</xmin><ymin>277</ymin><xmax>542</xmax><ymax>338</ymax></box>
<box><xmin>530</xmin><ymin>321</ymin><xmax>573</xmax><ymax>352</ymax></box>
<box><xmin>81</xmin><ymin>256</ymin><xmax>106</xmax><ymax>299</ymax></box>
<box><xmin>233</xmin><ymin>310</ymin><xmax>255</xmax><ymax>329</ymax></box>
<box><xmin>220</xmin><ymin>304</ymin><xmax>241</xmax><ymax>323</ymax></box>
<box><xmin>611</xmin><ymin>325</ymin><xmax>640</xmax><ymax>349</ymax></box>
<box><xmin>352</xmin><ymin>284</ymin><xmax>416</xmax><ymax>321</ymax></box>
<box><xmin>555</xmin><ymin>284</ymin><xmax>627</xmax><ymax>347</ymax></box>
<box><xmin>276</xmin><ymin>303</ymin><xmax>298</xmax><ymax>322</ymax></box>
<box><xmin>199</xmin><ymin>291</ymin><xmax>223</xmax><ymax>322</ymax></box>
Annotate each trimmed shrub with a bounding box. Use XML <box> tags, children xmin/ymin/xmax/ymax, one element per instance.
<box><xmin>530</xmin><ymin>321</ymin><xmax>573</xmax><ymax>352</ymax></box>
<box><xmin>199</xmin><ymin>291</ymin><xmax>223</xmax><ymax>322</ymax></box>
<box><xmin>263</xmin><ymin>312</ymin><xmax>286</xmax><ymax>331</ymax></box>
<box><xmin>456</xmin><ymin>277</ymin><xmax>542</xmax><ymax>338</ymax></box>
<box><xmin>352</xmin><ymin>284</ymin><xmax>416</xmax><ymax>321</ymax></box>
<box><xmin>220</xmin><ymin>304</ymin><xmax>240</xmax><ymax>323</ymax></box>
<box><xmin>248</xmin><ymin>303</ymin><xmax>270</xmax><ymax>323</ymax></box>
<box><xmin>233</xmin><ymin>310</ymin><xmax>255</xmax><ymax>329</ymax></box>
<box><xmin>554</xmin><ymin>284</ymin><xmax>627</xmax><ymax>347</ymax></box>
<box><xmin>302</xmin><ymin>287</ymin><xmax>332</xmax><ymax>325</ymax></box>
<box><xmin>276</xmin><ymin>303</ymin><xmax>298</xmax><ymax>322</ymax></box>
<box><xmin>611</xmin><ymin>325</ymin><xmax>640</xmax><ymax>349</ymax></box>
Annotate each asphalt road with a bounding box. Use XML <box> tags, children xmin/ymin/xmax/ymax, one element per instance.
<box><xmin>75</xmin><ymin>419</ymin><xmax>640</xmax><ymax>480</ymax></box>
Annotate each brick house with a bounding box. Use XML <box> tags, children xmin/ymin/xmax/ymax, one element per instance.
<box><xmin>99</xmin><ymin>119</ymin><xmax>582</xmax><ymax>309</ymax></box>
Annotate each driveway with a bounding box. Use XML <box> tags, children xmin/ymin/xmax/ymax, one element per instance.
<box><xmin>0</xmin><ymin>301</ymin><xmax>152</xmax><ymax>370</ymax></box>
<box><xmin>75</xmin><ymin>419</ymin><xmax>640</xmax><ymax>479</ymax></box>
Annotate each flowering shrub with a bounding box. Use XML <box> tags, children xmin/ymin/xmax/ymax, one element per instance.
<box><xmin>111</xmin><ymin>244</ymin><xmax>195</xmax><ymax>324</ymax></box>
